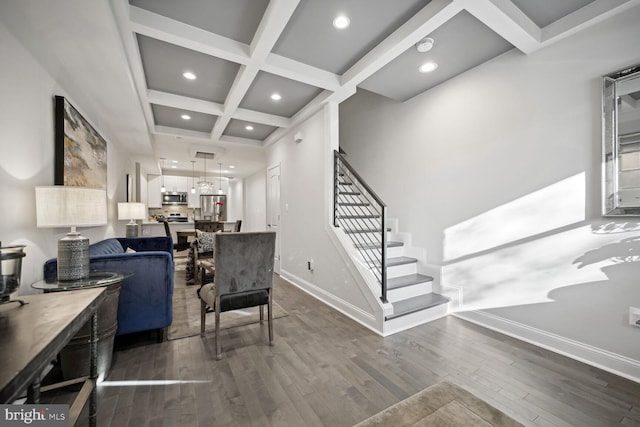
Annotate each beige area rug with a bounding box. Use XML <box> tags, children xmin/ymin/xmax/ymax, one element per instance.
<box><xmin>354</xmin><ymin>381</ymin><xmax>523</xmax><ymax>427</ymax></box>
<box><xmin>168</xmin><ymin>286</ymin><xmax>288</xmax><ymax>340</ymax></box>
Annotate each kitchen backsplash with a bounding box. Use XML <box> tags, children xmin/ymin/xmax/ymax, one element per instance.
<box><xmin>148</xmin><ymin>206</ymin><xmax>199</xmax><ymax>220</ymax></box>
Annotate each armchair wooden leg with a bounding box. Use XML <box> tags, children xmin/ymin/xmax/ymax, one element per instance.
<box><xmin>200</xmin><ymin>299</ymin><xmax>206</xmax><ymax>337</ymax></box>
<box><xmin>268</xmin><ymin>291</ymin><xmax>273</xmax><ymax>345</ymax></box>
<box><xmin>259</xmin><ymin>305</ymin><xmax>264</xmax><ymax>324</ymax></box>
<box><xmin>215</xmin><ymin>295</ymin><xmax>222</xmax><ymax>360</ymax></box>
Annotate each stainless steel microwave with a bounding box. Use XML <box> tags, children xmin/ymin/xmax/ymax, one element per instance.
<box><xmin>162</xmin><ymin>192</ymin><xmax>188</xmax><ymax>205</ymax></box>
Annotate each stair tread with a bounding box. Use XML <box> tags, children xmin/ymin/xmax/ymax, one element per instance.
<box><xmin>385</xmin><ymin>293</ymin><xmax>450</xmax><ymax>320</ymax></box>
<box><xmin>340</xmin><ymin>214</ymin><xmax>380</xmax><ymax>219</ymax></box>
<box><xmin>339</xmin><ymin>202</ymin><xmax>370</xmax><ymax>206</ymax></box>
<box><xmin>387</xmin><ymin>256</ymin><xmax>417</xmax><ymax>266</ymax></box>
<box><xmin>369</xmin><ymin>256</ymin><xmax>416</xmax><ymax>268</ymax></box>
<box><xmin>388</xmin><ymin>273</ymin><xmax>434</xmax><ymax>290</ymax></box>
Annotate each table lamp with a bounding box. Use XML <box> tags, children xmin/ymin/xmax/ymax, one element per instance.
<box><xmin>35</xmin><ymin>186</ymin><xmax>107</xmax><ymax>281</ymax></box>
<box><xmin>118</xmin><ymin>202</ymin><xmax>146</xmax><ymax>238</ymax></box>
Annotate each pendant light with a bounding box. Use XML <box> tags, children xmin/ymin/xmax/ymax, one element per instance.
<box><xmin>218</xmin><ymin>163</ymin><xmax>224</xmax><ymax>195</ymax></box>
<box><xmin>190</xmin><ymin>160</ymin><xmax>196</xmax><ymax>194</ymax></box>
<box><xmin>160</xmin><ymin>158</ymin><xmax>166</xmax><ymax>193</ymax></box>
<box><xmin>198</xmin><ymin>157</ymin><xmax>211</xmax><ymax>193</ymax></box>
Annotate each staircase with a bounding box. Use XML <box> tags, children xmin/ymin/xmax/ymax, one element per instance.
<box><xmin>333</xmin><ymin>150</ymin><xmax>449</xmax><ymax>333</ymax></box>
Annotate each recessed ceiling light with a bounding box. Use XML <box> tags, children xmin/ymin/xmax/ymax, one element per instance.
<box><xmin>245</xmin><ymin>125</ymin><xmax>254</xmax><ymax>131</ymax></box>
<box><xmin>182</xmin><ymin>71</ymin><xmax>196</xmax><ymax>80</ymax></box>
<box><xmin>271</xmin><ymin>93</ymin><xmax>282</xmax><ymax>101</ymax></box>
<box><xmin>229</xmin><ymin>165</ymin><xmax>235</xmax><ymax>169</ymax></box>
<box><xmin>333</xmin><ymin>15</ymin><xmax>350</xmax><ymax>29</ymax></box>
<box><xmin>418</xmin><ymin>62</ymin><xmax>438</xmax><ymax>73</ymax></box>
<box><xmin>181</xmin><ymin>114</ymin><xmax>191</xmax><ymax>120</ymax></box>
<box><xmin>171</xmin><ymin>165</ymin><xmax>177</xmax><ymax>168</ymax></box>
<box><xmin>172</xmin><ymin>160</ymin><xmax>178</xmax><ymax>163</ymax></box>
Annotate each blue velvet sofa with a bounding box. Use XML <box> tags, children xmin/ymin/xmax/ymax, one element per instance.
<box><xmin>44</xmin><ymin>237</ymin><xmax>174</xmax><ymax>341</ymax></box>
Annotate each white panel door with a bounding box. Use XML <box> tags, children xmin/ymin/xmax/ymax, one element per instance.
<box><xmin>267</xmin><ymin>164</ymin><xmax>281</xmax><ymax>274</ymax></box>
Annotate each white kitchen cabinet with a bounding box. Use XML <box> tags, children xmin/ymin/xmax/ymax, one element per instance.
<box><xmin>147</xmin><ymin>174</ymin><xmax>162</xmax><ymax>208</ymax></box>
<box><xmin>163</xmin><ymin>175</ymin><xmax>189</xmax><ymax>193</ymax></box>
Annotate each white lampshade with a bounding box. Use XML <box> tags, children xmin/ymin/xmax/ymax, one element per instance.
<box><xmin>35</xmin><ymin>186</ymin><xmax>107</xmax><ymax>281</ymax></box>
<box><xmin>117</xmin><ymin>202</ymin><xmax>146</xmax><ymax>221</ymax></box>
<box><xmin>36</xmin><ymin>186</ymin><xmax>107</xmax><ymax>228</ymax></box>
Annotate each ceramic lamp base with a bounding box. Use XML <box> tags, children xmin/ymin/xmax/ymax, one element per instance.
<box><xmin>57</xmin><ymin>232</ymin><xmax>89</xmax><ymax>281</ymax></box>
<box><xmin>125</xmin><ymin>223</ymin><xmax>139</xmax><ymax>238</ymax></box>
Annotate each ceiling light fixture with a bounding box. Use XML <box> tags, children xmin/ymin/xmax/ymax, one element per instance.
<box><xmin>182</xmin><ymin>71</ymin><xmax>196</xmax><ymax>80</ymax></box>
<box><xmin>245</xmin><ymin>125</ymin><xmax>254</xmax><ymax>131</ymax></box>
<box><xmin>270</xmin><ymin>93</ymin><xmax>282</xmax><ymax>101</ymax></box>
<box><xmin>181</xmin><ymin>114</ymin><xmax>191</xmax><ymax>120</ymax></box>
<box><xmin>190</xmin><ymin>160</ymin><xmax>196</xmax><ymax>194</ymax></box>
<box><xmin>229</xmin><ymin>165</ymin><xmax>235</xmax><ymax>169</ymax></box>
<box><xmin>160</xmin><ymin>158</ymin><xmax>166</xmax><ymax>193</ymax></box>
<box><xmin>416</xmin><ymin>37</ymin><xmax>434</xmax><ymax>53</ymax></box>
<box><xmin>198</xmin><ymin>157</ymin><xmax>211</xmax><ymax>194</ymax></box>
<box><xmin>333</xmin><ymin>15</ymin><xmax>350</xmax><ymax>29</ymax></box>
<box><xmin>418</xmin><ymin>61</ymin><xmax>438</xmax><ymax>73</ymax></box>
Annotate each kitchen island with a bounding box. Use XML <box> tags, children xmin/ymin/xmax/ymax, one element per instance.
<box><xmin>141</xmin><ymin>221</ymin><xmax>238</xmax><ymax>241</ymax></box>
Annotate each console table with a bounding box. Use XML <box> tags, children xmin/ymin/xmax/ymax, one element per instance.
<box><xmin>32</xmin><ymin>271</ymin><xmax>130</xmax><ymax>381</ymax></box>
<box><xmin>0</xmin><ymin>288</ymin><xmax>107</xmax><ymax>426</ymax></box>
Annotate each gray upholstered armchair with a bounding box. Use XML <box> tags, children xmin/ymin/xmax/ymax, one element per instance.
<box><xmin>199</xmin><ymin>231</ymin><xmax>276</xmax><ymax>359</ymax></box>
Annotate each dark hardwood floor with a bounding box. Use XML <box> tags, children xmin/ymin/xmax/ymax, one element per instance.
<box><xmin>94</xmin><ymin>268</ymin><xmax>640</xmax><ymax>427</ymax></box>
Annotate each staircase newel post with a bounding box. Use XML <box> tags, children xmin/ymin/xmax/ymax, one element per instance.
<box><xmin>333</xmin><ymin>150</ymin><xmax>339</xmax><ymax>227</ymax></box>
<box><xmin>381</xmin><ymin>206</ymin><xmax>388</xmax><ymax>303</ymax></box>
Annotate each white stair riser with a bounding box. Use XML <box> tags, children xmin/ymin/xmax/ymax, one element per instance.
<box><xmin>386</xmin><ymin>262</ymin><xmax>417</xmax><ymax>278</ymax></box>
<box><xmin>386</xmin><ymin>246</ymin><xmax>403</xmax><ymax>258</ymax></box>
<box><xmin>387</xmin><ymin>282</ymin><xmax>433</xmax><ymax>302</ymax></box>
<box><xmin>384</xmin><ymin>303</ymin><xmax>449</xmax><ymax>335</ymax></box>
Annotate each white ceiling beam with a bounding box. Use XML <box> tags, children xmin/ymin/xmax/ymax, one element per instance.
<box><xmin>340</xmin><ymin>0</ymin><xmax>463</xmax><ymax>93</ymax></box>
<box><xmin>263</xmin><ymin>54</ymin><xmax>341</xmax><ymax>91</ymax></box>
<box><xmin>264</xmin><ymin>89</ymin><xmax>341</xmax><ymax>146</ymax></box>
<box><xmin>219</xmin><ymin>135</ymin><xmax>265</xmax><ymax>147</ymax></box>
<box><xmin>233</xmin><ymin>108</ymin><xmax>291</xmax><ymax>128</ymax></box>
<box><xmin>147</xmin><ymin>90</ymin><xmax>224</xmax><ymax>116</ymax></box>
<box><xmin>541</xmin><ymin>0</ymin><xmax>640</xmax><ymax>46</ymax></box>
<box><xmin>210</xmin><ymin>0</ymin><xmax>300</xmax><ymax>141</ymax></box>
<box><xmin>153</xmin><ymin>125</ymin><xmax>211</xmax><ymax>141</ymax></box>
<box><xmin>460</xmin><ymin>0</ymin><xmax>541</xmax><ymax>54</ymax></box>
<box><xmin>129</xmin><ymin>5</ymin><xmax>250</xmax><ymax>65</ymax></box>
<box><xmin>111</xmin><ymin>0</ymin><xmax>157</xmax><ymax>138</ymax></box>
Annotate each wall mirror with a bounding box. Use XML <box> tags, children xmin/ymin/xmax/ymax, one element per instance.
<box><xmin>602</xmin><ymin>64</ymin><xmax>640</xmax><ymax>216</ymax></box>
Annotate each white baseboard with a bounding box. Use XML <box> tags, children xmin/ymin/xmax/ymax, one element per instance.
<box><xmin>279</xmin><ymin>270</ymin><xmax>382</xmax><ymax>336</ymax></box>
<box><xmin>454</xmin><ymin>310</ymin><xmax>640</xmax><ymax>384</ymax></box>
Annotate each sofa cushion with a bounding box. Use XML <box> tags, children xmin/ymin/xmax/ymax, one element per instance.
<box><xmin>89</xmin><ymin>238</ymin><xmax>124</xmax><ymax>256</ymax></box>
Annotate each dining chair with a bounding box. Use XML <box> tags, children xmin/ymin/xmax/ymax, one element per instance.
<box><xmin>199</xmin><ymin>231</ymin><xmax>276</xmax><ymax>359</ymax></box>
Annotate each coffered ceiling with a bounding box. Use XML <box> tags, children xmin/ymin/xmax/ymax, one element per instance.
<box><xmin>112</xmin><ymin>0</ymin><xmax>638</xmax><ymax>162</ymax></box>
<box><xmin>2</xmin><ymin>0</ymin><xmax>638</xmax><ymax>178</ymax></box>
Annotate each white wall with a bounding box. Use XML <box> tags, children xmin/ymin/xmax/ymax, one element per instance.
<box><xmin>340</xmin><ymin>8</ymin><xmax>640</xmax><ymax>378</ymax></box>
<box><xmin>265</xmin><ymin>105</ymin><xmax>377</xmax><ymax>321</ymax></box>
<box><xmin>0</xmin><ymin>19</ymin><xmax>133</xmax><ymax>293</ymax></box>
